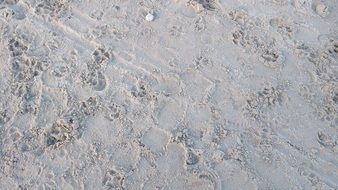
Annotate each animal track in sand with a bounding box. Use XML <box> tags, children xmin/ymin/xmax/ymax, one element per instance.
<box><xmin>46</xmin><ymin>120</ymin><xmax>74</xmax><ymax>148</ymax></box>
<box><xmin>92</xmin><ymin>47</ymin><xmax>112</xmax><ymax>66</ymax></box>
<box><xmin>8</xmin><ymin>38</ymin><xmax>28</xmax><ymax>57</ymax></box>
<box><xmin>1</xmin><ymin>0</ymin><xmax>338</xmax><ymax>189</ymax></box>
<box><xmin>105</xmin><ymin>101</ymin><xmax>127</xmax><ymax>121</ymax></box>
<box><xmin>270</xmin><ymin>18</ymin><xmax>294</xmax><ymax>37</ymax></box>
<box><xmin>194</xmin><ymin>16</ymin><xmax>206</xmax><ymax>32</ymax></box>
<box><xmin>244</xmin><ymin>85</ymin><xmax>288</xmax><ymax>120</ymax></box>
<box><xmin>102</xmin><ymin>169</ymin><xmax>125</xmax><ymax>189</ymax></box>
<box><xmin>188</xmin><ymin>0</ymin><xmax>219</xmax><ymax>11</ymax></box>
<box><xmin>259</xmin><ymin>49</ymin><xmax>285</xmax><ymax>69</ymax></box>
<box><xmin>80</xmin><ymin>96</ymin><xmax>100</xmax><ymax>116</ymax></box>
<box><xmin>35</xmin><ymin>0</ymin><xmax>72</xmax><ymax>18</ymax></box>
<box><xmin>87</xmin><ymin>71</ymin><xmax>107</xmax><ymax>91</ymax></box>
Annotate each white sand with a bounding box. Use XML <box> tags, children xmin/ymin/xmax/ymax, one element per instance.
<box><xmin>0</xmin><ymin>0</ymin><xmax>337</xmax><ymax>189</ymax></box>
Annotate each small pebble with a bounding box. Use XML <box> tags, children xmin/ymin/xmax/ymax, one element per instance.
<box><xmin>145</xmin><ymin>13</ymin><xmax>154</xmax><ymax>22</ymax></box>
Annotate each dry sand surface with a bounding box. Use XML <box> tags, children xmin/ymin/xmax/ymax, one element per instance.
<box><xmin>0</xmin><ymin>0</ymin><xmax>337</xmax><ymax>189</ymax></box>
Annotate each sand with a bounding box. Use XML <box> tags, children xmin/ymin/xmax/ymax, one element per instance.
<box><xmin>0</xmin><ymin>0</ymin><xmax>337</xmax><ymax>189</ymax></box>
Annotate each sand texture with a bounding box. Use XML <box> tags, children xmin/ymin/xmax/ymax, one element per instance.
<box><xmin>0</xmin><ymin>0</ymin><xmax>337</xmax><ymax>189</ymax></box>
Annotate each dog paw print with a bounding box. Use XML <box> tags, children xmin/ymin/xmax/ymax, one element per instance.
<box><xmin>102</xmin><ymin>169</ymin><xmax>125</xmax><ymax>189</ymax></box>
<box><xmin>169</xmin><ymin>25</ymin><xmax>183</xmax><ymax>37</ymax></box>
<box><xmin>11</xmin><ymin>56</ymin><xmax>40</xmax><ymax>82</ymax></box>
<box><xmin>111</xmin><ymin>27</ymin><xmax>127</xmax><ymax>41</ymax></box>
<box><xmin>105</xmin><ymin>102</ymin><xmax>127</xmax><ymax>121</ymax></box>
<box><xmin>194</xmin><ymin>16</ymin><xmax>206</xmax><ymax>32</ymax></box>
<box><xmin>90</xmin><ymin>10</ymin><xmax>104</xmax><ymax>20</ymax></box>
<box><xmin>325</xmin><ymin>39</ymin><xmax>338</xmax><ymax>57</ymax></box>
<box><xmin>93</xmin><ymin>48</ymin><xmax>111</xmax><ymax>64</ymax></box>
<box><xmin>317</xmin><ymin>131</ymin><xmax>336</xmax><ymax>149</ymax></box>
<box><xmin>131</xmin><ymin>82</ymin><xmax>157</xmax><ymax>101</ymax></box>
<box><xmin>228</xmin><ymin>147</ymin><xmax>245</xmax><ymax>162</ymax></box>
<box><xmin>0</xmin><ymin>109</ymin><xmax>10</xmax><ymax>125</ymax></box>
<box><xmin>84</xmin><ymin>71</ymin><xmax>107</xmax><ymax>91</ymax></box>
<box><xmin>229</xmin><ymin>9</ymin><xmax>248</xmax><ymax>26</ymax></box>
<box><xmin>244</xmin><ymin>86</ymin><xmax>286</xmax><ymax>120</ymax></box>
<box><xmin>80</xmin><ymin>96</ymin><xmax>100</xmax><ymax>116</ymax></box>
<box><xmin>8</xmin><ymin>38</ymin><xmax>28</xmax><ymax>57</ymax></box>
<box><xmin>19</xmin><ymin>84</ymin><xmax>41</xmax><ymax>115</ymax></box>
<box><xmin>186</xmin><ymin>149</ymin><xmax>200</xmax><ymax>165</ymax></box>
<box><xmin>131</xmin><ymin>83</ymin><xmax>147</xmax><ymax>98</ymax></box>
<box><xmin>35</xmin><ymin>0</ymin><xmax>71</xmax><ymax>18</ymax></box>
<box><xmin>172</xmin><ymin>128</ymin><xmax>194</xmax><ymax>147</ymax></box>
<box><xmin>192</xmin><ymin>55</ymin><xmax>211</xmax><ymax>69</ymax></box>
<box><xmin>46</xmin><ymin>120</ymin><xmax>74</xmax><ymax>148</ymax></box>
<box><xmin>232</xmin><ymin>29</ymin><xmax>254</xmax><ymax>49</ymax></box>
<box><xmin>52</xmin><ymin>65</ymin><xmax>69</xmax><ymax>78</ymax></box>
<box><xmin>270</xmin><ymin>18</ymin><xmax>294</xmax><ymax>37</ymax></box>
<box><xmin>188</xmin><ymin>0</ymin><xmax>218</xmax><ymax>11</ymax></box>
<box><xmin>259</xmin><ymin>49</ymin><xmax>284</xmax><ymax>69</ymax></box>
